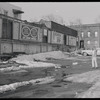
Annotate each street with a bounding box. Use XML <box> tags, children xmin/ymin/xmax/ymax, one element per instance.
<box><xmin>0</xmin><ymin>54</ymin><xmax>99</xmax><ymax>98</ymax></box>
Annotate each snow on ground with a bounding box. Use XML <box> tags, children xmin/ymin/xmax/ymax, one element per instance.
<box><xmin>0</xmin><ymin>61</ymin><xmax>59</xmax><ymax>72</ymax></box>
<box><xmin>64</xmin><ymin>70</ymin><xmax>100</xmax><ymax>98</ymax></box>
<box><xmin>0</xmin><ymin>76</ymin><xmax>55</xmax><ymax>93</ymax></box>
<box><xmin>11</xmin><ymin>51</ymin><xmax>69</xmax><ymax>62</ymax></box>
<box><xmin>19</xmin><ymin>61</ymin><xmax>58</xmax><ymax>68</ymax></box>
<box><xmin>0</xmin><ymin>51</ymin><xmax>68</xmax><ymax>72</ymax></box>
<box><xmin>0</xmin><ymin>66</ymin><xmax>21</xmax><ymax>72</ymax></box>
<box><xmin>8</xmin><ymin>51</ymin><xmax>68</xmax><ymax>69</ymax></box>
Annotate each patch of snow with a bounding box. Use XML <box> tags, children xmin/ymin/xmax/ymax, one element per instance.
<box><xmin>19</xmin><ymin>61</ymin><xmax>56</xmax><ymax>69</ymax></box>
<box><xmin>0</xmin><ymin>61</ymin><xmax>60</xmax><ymax>73</ymax></box>
<box><xmin>11</xmin><ymin>51</ymin><xmax>69</xmax><ymax>62</ymax></box>
<box><xmin>0</xmin><ymin>76</ymin><xmax>55</xmax><ymax>93</ymax></box>
<box><xmin>72</xmin><ymin>62</ymin><xmax>78</xmax><ymax>65</ymax></box>
<box><xmin>0</xmin><ymin>66</ymin><xmax>20</xmax><ymax>72</ymax></box>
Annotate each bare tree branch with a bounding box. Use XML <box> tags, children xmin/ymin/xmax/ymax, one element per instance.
<box><xmin>41</xmin><ymin>14</ymin><xmax>66</xmax><ymax>25</ymax></box>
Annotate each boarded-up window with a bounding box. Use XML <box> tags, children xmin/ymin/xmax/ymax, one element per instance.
<box><xmin>64</xmin><ymin>35</ymin><xmax>66</xmax><ymax>45</ymax></box>
<box><xmin>7</xmin><ymin>20</ymin><xmax>13</xmax><ymax>39</ymax></box>
<box><xmin>2</xmin><ymin>18</ymin><xmax>13</xmax><ymax>39</ymax></box>
<box><xmin>66</xmin><ymin>35</ymin><xmax>69</xmax><ymax>45</ymax></box>
<box><xmin>2</xmin><ymin>18</ymin><xmax>7</xmax><ymax>39</ymax></box>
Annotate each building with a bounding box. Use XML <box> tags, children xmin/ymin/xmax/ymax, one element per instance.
<box><xmin>39</xmin><ymin>19</ymin><xmax>78</xmax><ymax>52</ymax></box>
<box><xmin>69</xmin><ymin>24</ymin><xmax>100</xmax><ymax>50</ymax></box>
<box><xmin>0</xmin><ymin>3</ymin><xmax>78</xmax><ymax>58</ymax></box>
<box><xmin>0</xmin><ymin>2</ymin><xmax>24</xmax><ymax>19</ymax></box>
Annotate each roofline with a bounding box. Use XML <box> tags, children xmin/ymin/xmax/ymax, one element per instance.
<box><xmin>69</xmin><ymin>23</ymin><xmax>100</xmax><ymax>27</ymax></box>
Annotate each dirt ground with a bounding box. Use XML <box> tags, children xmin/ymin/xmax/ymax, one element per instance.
<box><xmin>0</xmin><ymin>56</ymin><xmax>100</xmax><ymax>98</ymax></box>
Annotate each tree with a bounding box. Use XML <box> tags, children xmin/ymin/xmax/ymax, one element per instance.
<box><xmin>29</xmin><ymin>17</ymin><xmax>38</xmax><ymax>22</ymax></box>
<box><xmin>94</xmin><ymin>15</ymin><xmax>100</xmax><ymax>23</ymax></box>
<box><xmin>41</xmin><ymin>14</ymin><xmax>66</xmax><ymax>25</ymax></box>
<box><xmin>69</xmin><ymin>18</ymin><xmax>82</xmax><ymax>26</ymax></box>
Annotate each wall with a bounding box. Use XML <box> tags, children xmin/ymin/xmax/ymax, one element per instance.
<box><xmin>41</xmin><ymin>44</ymin><xmax>47</xmax><ymax>52</ymax></box>
<box><xmin>70</xmin><ymin>24</ymin><xmax>100</xmax><ymax>49</ymax></box>
<box><xmin>51</xmin><ymin>31</ymin><xmax>64</xmax><ymax>44</ymax></box>
<box><xmin>0</xmin><ymin>40</ymin><xmax>56</xmax><ymax>54</ymax></box>
<box><xmin>13</xmin><ymin>21</ymin><xmax>20</xmax><ymax>40</ymax></box>
<box><xmin>69</xmin><ymin>35</ymin><xmax>77</xmax><ymax>46</ymax></box>
<box><xmin>13</xmin><ymin>43</ymin><xmax>25</xmax><ymax>52</ymax></box>
<box><xmin>47</xmin><ymin>44</ymin><xmax>52</xmax><ymax>51</ymax></box>
<box><xmin>0</xmin><ymin>3</ymin><xmax>22</xmax><ymax>19</ymax></box>
<box><xmin>20</xmin><ymin>23</ymin><xmax>42</xmax><ymax>42</ymax></box>
<box><xmin>1</xmin><ymin>42</ymin><xmax>12</xmax><ymax>54</ymax></box>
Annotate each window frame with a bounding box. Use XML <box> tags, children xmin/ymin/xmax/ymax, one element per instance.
<box><xmin>81</xmin><ymin>32</ymin><xmax>84</xmax><ymax>37</ymax></box>
<box><xmin>88</xmin><ymin>31</ymin><xmax>90</xmax><ymax>37</ymax></box>
<box><xmin>95</xmin><ymin>31</ymin><xmax>98</xmax><ymax>37</ymax></box>
<box><xmin>87</xmin><ymin>40</ymin><xmax>90</xmax><ymax>44</ymax></box>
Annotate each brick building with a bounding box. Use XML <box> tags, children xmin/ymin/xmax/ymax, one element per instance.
<box><xmin>69</xmin><ymin>24</ymin><xmax>100</xmax><ymax>50</ymax></box>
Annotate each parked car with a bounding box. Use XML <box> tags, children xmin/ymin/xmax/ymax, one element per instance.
<box><xmin>81</xmin><ymin>48</ymin><xmax>100</xmax><ymax>56</ymax></box>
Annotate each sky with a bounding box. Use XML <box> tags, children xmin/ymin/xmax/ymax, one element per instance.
<box><xmin>10</xmin><ymin>2</ymin><xmax>100</xmax><ymax>25</ymax></box>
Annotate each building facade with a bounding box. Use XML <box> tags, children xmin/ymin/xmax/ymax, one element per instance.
<box><xmin>39</xmin><ymin>19</ymin><xmax>78</xmax><ymax>52</ymax></box>
<box><xmin>0</xmin><ymin>3</ymin><xmax>78</xmax><ymax>56</ymax></box>
<box><xmin>0</xmin><ymin>2</ymin><xmax>24</xmax><ymax>19</ymax></box>
<box><xmin>69</xmin><ymin>24</ymin><xmax>100</xmax><ymax>50</ymax></box>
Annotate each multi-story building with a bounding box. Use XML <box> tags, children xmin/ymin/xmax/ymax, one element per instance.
<box><xmin>69</xmin><ymin>24</ymin><xmax>100</xmax><ymax>50</ymax></box>
<box><xmin>0</xmin><ymin>2</ymin><xmax>24</xmax><ymax>19</ymax></box>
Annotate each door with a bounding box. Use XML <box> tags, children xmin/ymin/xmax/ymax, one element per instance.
<box><xmin>80</xmin><ymin>40</ymin><xmax>84</xmax><ymax>48</ymax></box>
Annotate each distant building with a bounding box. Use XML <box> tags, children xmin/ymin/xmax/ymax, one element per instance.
<box><xmin>0</xmin><ymin>2</ymin><xmax>24</xmax><ymax>19</ymax></box>
<box><xmin>69</xmin><ymin>24</ymin><xmax>100</xmax><ymax>49</ymax></box>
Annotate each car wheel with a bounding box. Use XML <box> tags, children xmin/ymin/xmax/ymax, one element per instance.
<box><xmin>83</xmin><ymin>52</ymin><xmax>87</xmax><ymax>56</ymax></box>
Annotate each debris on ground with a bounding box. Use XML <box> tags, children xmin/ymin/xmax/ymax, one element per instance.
<box><xmin>72</xmin><ymin>62</ymin><xmax>78</xmax><ymax>65</ymax></box>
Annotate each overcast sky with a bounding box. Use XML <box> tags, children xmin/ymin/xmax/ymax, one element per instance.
<box><xmin>10</xmin><ymin>2</ymin><xmax>100</xmax><ymax>25</ymax></box>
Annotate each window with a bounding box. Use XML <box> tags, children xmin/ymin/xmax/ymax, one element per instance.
<box><xmin>88</xmin><ymin>32</ymin><xmax>90</xmax><ymax>37</ymax></box>
<box><xmin>95</xmin><ymin>32</ymin><xmax>98</xmax><ymax>37</ymax></box>
<box><xmin>95</xmin><ymin>41</ymin><xmax>97</xmax><ymax>44</ymax></box>
<box><xmin>4</xmin><ymin>10</ymin><xmax>8</xmax><ymax>16</ymax></box>
<box><xmin>44</xmin><ymin>29</ymin><xmax>47</xmax><ymax>36</ymax></box>
<box><xmin>81</xmin><ymin>32</ymin><xmax>84</xmax><ymax>37</ymax></box>
<box><xmin>87</xmin><ymin>41</ymin><xmax>90</xmax><ymax>44</ymax></box>
<box><xmin>2</xmin><ymin>18</ymin><xmax>13</xmax><ymax>39</ymax></box>
<box><xmin>43</xmin><ymin>29</ymin><xmax>48</xmax><ymax>43</ymax></box>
